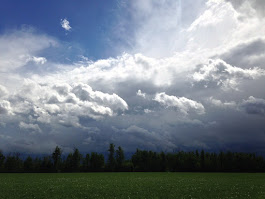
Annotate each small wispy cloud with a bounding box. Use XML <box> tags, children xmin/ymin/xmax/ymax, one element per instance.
<box><xmin>136</xmin><ymin>89</ymin><xmax>146</xmax><ymax>98</ymax></box>
<box><xmin>27</xmin><ymin>56</ymin><xmax>47</xmax><ymax>65</ymax></box>
<box><xmin>60</xmin><ymin>18</ymin><xmax>71</xmax><ymax>31</ymax></box>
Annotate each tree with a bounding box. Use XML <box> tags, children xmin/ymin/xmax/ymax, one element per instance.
<box><xmin>24</xmin><ymin>156</ymin><xmax>33</xmax><ymax>172</ymax></box>
<box><xmin>5</xmin><ymin>153</ymin><xmax>23</xmax><ymax>172</ymax></box>
<box><xmin>1</xmin><ymin>145</ymin><xmax>265</xmax><ymax>173</ymax></box>
<box><xmin>200</xmin><ymin>150</ymin><xmax>205</xmax><ymax>171</ymax></box>
<box><xmin>195</xmin><ymin>150</ymin><xmax>200</xmax><ymax>171</ymax></box>
<box><xmin>64</xmin><ymin>153</ymin><xmax>73</xmax><ymax>172</ymax></box>
<box><xmin>82</xmin><ymin>154</ymin><xmax>90</xmax><ymax>172</ymax></box>
<box><xmin>133</xmin><ymin>149</ymin><xmax>143</xmax><ymax>171</ymax></box>
<box><xmin>107</xmin><ymin>143</ymin><xmax>116</xmax><ymax>171</ymax></box>
<box><xmin>41</xmin><ymin>156</ymin><xmax>53</xmax><ymax>172</ymax></box>
<box><xmin>0</xmin><ymin>150</ymin><xmax>5</xmax><ymax>172</ymax></box>
<box><xmin>52</xmin><ymin>146</ymin><xmax>62</xmax><ymax>172</ymax></box>
<box><xmin>160</xmin><ymin>152</ymin><xmax>167</xmax><ymax>171</ymax></box>
<box><xmin>72</xmin><ymin>148</ymin><xmax>82</xmax><ymax>172</ymax></box>
<box><xmin>90</xmin><ymin>152</ymin><xmax>105</xmax><ymax>172</ymax></box>
<box><xmin>115</xmin><ymin>146</ymin><xmax>125</xmax><ymax>171</ymax></box>
<box><xmin>33</xmin><ymin>157</ymin><xmax>42</xmax><ymax>172</ymax></box>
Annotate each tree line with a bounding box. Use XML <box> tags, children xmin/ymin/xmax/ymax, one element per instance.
<box><xmin>0</xmin><ymin>144</ymin><xmax>265</xmax><ymax>173</ymax></box>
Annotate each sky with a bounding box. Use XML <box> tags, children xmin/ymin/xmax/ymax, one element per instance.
<box><xmin>0</xmin><ymin>0</ymin><xmax>265</xmax><ymax>154</ymax></box>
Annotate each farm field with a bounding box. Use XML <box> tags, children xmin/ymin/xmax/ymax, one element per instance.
<box><xmin>0</xmin><ymin>172</ymin><xmax>265</xmax><ymax>199</ymax></box>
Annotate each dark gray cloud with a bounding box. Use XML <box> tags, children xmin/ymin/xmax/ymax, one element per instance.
<box><xmin>240</xmin><ymin>96</ymin><xmax>265</xmax><ymax>115</ymax></box>
<box><xmin>226</xmin><ymin>0</ymin><xmax>265</xmax><ymax>17</ymax></box>
<box><xmin>221</xmin><ymin>39</ymin><xmax>265</xmax><ymax>69</ymax></box>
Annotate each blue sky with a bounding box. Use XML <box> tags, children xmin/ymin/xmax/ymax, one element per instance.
<box><xmin>0</xmin><ymin>0</ymin><xmax>124</xmax><ymax>60</ymax></box>
<box><xmin>0</xmin><ymin>0</ymin><xmax>265</xmax><ymax>154</ymax></box>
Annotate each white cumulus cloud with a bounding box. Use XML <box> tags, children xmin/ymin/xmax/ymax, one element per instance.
<box><xmin>0</xmin><ymin>100</ymin><xmax>13</xmax><ymax>115</ymax></box>
<box><xmin>192</xmin><ymin>59</ymin><xmax>265</xmax><ymax>90</ymax></box>
<box><xmin>154</xmin><ymin>92</ymin><xmax>205</xmax><ymax>115</ymax></box>
<box><xmin>1</xmin><ymin>79</ymin><xmax>129</xmax><ymax>129</ymax></box>
<box><xmin>61</xmin><ymin>18</ymin><xmax>72</xmax><ymax>31</ymax></box>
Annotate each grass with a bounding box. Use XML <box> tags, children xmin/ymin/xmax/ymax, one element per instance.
<box><xmin>0</xmin><ymin>172</ymin><xmax>265</xmax><ymax>198</ymax></box>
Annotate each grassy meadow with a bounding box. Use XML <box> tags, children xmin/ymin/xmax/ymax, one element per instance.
<box><xmin>0</xmin><ymin>172</ymin><xmax>265</xmax><ymax>198</ymax></box>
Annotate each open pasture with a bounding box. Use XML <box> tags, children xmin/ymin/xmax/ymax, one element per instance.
<box><xmin>0</xmin><ymin>172</ymin><xmax>265</xmax><ymax>198</ymax></box>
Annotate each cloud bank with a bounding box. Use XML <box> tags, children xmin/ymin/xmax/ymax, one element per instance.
<box><xmin>0</xmin><ymin>0</ymin><xmax>265</xmax><ymax>154</ymax></box>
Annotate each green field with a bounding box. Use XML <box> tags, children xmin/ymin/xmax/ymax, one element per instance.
<box><xmin>0</xmin><ymin>172</ymin><xmax>265</xmax><ymax>199</ymax></box>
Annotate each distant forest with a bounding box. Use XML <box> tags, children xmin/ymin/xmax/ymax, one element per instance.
<box><xmin>0</xmin><ymin>144</ymin><xmax>265</xmax><ymax>173</ymax></box>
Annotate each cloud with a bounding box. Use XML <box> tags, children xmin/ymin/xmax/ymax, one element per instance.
<box><xmin>1</xmin><ymin>79</ymin><xmax>128</xmax><ymax>130</ymax></box>
<box><xmin>192</xmin><ymin>59</ymin><xmax>265</xmax><ymax>90</ymax></box>
<box><xmin>136</xmin><ymin>89</ymin><xmax>146</xmax><ymax>98</ymax></box>
<box><xmin>0</xmin><ymin>29</ymin><xmax>56</xmax><ymax>72</ymax></box>
<box><xmin>71</xmin><ymin>83</ymin><xmax>128</xmax><ymax>112</ymax></box>
<box><xmin>221</xmin><ymin>38</ymin><xmax>265</xmax><ymax>69</ymax></box>
<box><xmin>61</xmin><ymin>18</ymin><xmax>72</xmax><ymax>31</ymax></box>
<box><xmin>1</xmin><ymin>0</ymin><xmax>265</xmax><ymax>153</ymax></box>
<box><xmin>122</xmin><ymin>125</ymin><xmax>150</xmax><ymax>134</ymax></box>
<box><xmin>240</xmin><ymin>96</ymin><xmax>265</xmax><ymax>116</ymax></box>
<box><xmin>0</xmin><ymin>85</ymin><xmax>8</xmax><ymax>98</ymax></box>
<box><xmin>112</xmin><ymin>0</ymin><xmax>183</xmax><ymax>57</ymax></box>
<box><xmin>144</xmin><ymin>109</ymin><xmax>153</xmax><ymax>113</ymax></box>
<box><xmin>26</xmin><ymin>56</ymin><xmax>47</xmax><ymax>65</ymax></box>
<box><xmin>111</xmin><ymin>124</ymin><xmax>177</xmax><ymax>151</ymax></box>
<box><xmin>19</xmin><ymin>122</ymin><xmax>42</xmax><ymax>134</ymax></box>
<box><xmin>0</xmin><ymin>134</ymin><xmax>11</xmax><ymax>140</ymax></box>
<box><xmin>154</xmin><ymin>92</ymin><xmax>205</xmax><ymax>115</ymax></box>
<box><xmin>188</xmin><ymin>0</ymin><xmax>236</xmax><ymax>32</ymax></box>
<box><xmin>208</xmin><ymin>97</ymin><xmax>237</xmax><ymax>109</ymax></box>
<box><xmin>0</xmin><ymin>100</ymin><xmax>13</xmax><ymax>115</ymax></box>
<box><xmin>225</xmin><ymin>0</ymin><xmax>265</xmax><ymax>18</ymax></box>
<box><xmin>39</xmin><ymin>53</ymin><xmax>187</xmax><ymax>89</ymax></box>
